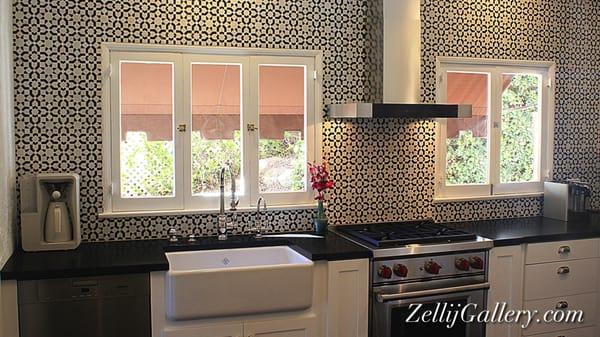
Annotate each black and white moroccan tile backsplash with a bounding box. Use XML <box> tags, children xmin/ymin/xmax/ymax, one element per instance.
<box><xmin>12</xmin><ymin>0</ymin><xmax>599</xmax><ymax>241</ymax></box>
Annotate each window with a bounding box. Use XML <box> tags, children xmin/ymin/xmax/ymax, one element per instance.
<box><xmin>435</xmin><ymin>57</ymin><xmax>555</xmax><ymax>200</ymax></box>
<box><xmin>102</xmin><ymin>45</ymin><xmax>322</xmax><ymax>213</ymax></box>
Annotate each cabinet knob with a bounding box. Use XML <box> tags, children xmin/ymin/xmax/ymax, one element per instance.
<box><xmin>555</xmin><ymin>301</ymin><xmax>569</xmax><ymax>310</ymax></box>
<box><xmin>558</xmin><ymin>246</ymin><xmax>571</xmax><ymax>254</ymax></box>
<box><xmin>557</xmin><ymin>266</ymin><xmax>570</xmax><ymax>275</ymax></box>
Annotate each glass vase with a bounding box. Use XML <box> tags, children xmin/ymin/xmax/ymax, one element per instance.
<box><xmin>314</xmin><ymin>200</ymin><xmax>329</xmax><ymax>234</ymax></box>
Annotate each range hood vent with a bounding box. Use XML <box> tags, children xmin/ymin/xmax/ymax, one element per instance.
<box><xmin>327</xmin><ymin>0</ymin><xmax>472</xmax><ymax>119</ymax></box>
<box><xmin>328</xmin><ymin>103</ymin><xmax>472</xmax><ymax>119</ymax></box>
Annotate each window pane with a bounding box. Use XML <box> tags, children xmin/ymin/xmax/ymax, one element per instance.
<box><xmin>120</xmin><ymin>62</ymin><xmax>175</xmax><ymax>198</ymax></box>
<box><xmin>191</xmin><ymin>64</ymin><xmax>242</xmax><ymax>196</ymax></box>
<box><xmin>500</xmin><ymin>74</ymin><xmax>540</xmax><ymax>183</ymax></box>
<box><xmin>258</xmin><ymin>65</ymin><xmax>306</xmax><ymax>193</ymax></box>
<box><xmin>445</xmin><ymin>72</ymin><xmax>489</xmax><ymax>185</ymax></box>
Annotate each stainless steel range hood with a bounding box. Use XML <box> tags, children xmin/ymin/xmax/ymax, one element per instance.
<box><xmin>328</xmin><ymin>0</ymin><xmax>472</xmax><ymax>119</ymax></box>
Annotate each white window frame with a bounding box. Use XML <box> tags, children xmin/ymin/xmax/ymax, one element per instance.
<box><xmin>108</xmin><ymin>52</ymin><xmax>185</xmax><ymax>212</ymax></box>
<box><xmin>434</xmin><ymin>57</ymin><xmax>555</xmax><ymax>201</ymax></box>
<box><xmin>101</xmin><ymin>43</ymin><xmax>323</xmax><ymax>216</ymax></box>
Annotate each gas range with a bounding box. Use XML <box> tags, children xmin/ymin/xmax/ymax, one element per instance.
<box><xmin>333</xmin><ymin>220</ymin><xmax>492</xmax><ymax>337</ymax></box>
<box><xmin>334</xmin><ymin>220</ymin><xmax>493</xmax><ymax>259</ymax></box>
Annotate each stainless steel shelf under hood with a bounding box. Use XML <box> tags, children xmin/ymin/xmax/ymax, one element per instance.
<box><xmin>328</xmin><ymin>103</ymin><xmax>472</xmax><ymax>119</ymax></box>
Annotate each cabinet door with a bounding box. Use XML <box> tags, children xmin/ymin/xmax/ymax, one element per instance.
<box><xmin>326</xmin><ymin>259</ymin><xmax>369</xmax><ymax>337</ymax></box>
<box><xmin>243</xmin><ymin>317</ymin><xmax>316</xmax><ymax>337</ymax></box>
<box><xmin>486</xmin><ymin>245</ymin><xmax>524</xmax><ymax>337</ymax></box>
<box><xmin>163</xmin><ymin>324</ymin><xmax>243</xmax><ymax>337</ymax></box>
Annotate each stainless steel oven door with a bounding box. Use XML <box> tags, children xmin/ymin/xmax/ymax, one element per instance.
<box><xmin>372</xmin><ymin>282</ymin><xmax>489</xmax><ymax>337</ymax></box>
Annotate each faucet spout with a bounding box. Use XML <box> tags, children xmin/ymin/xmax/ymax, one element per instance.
<box><xmin>218</xmin><ymin>165</ymin><xmax>239</xmax><ymax>241</ymax></box>
<box><xmin>254</xmin><ymin>196</ymin><xmax>267</xmax><ymax>238</ymax></box>
<box><xmin>219</xmin><ymin>167</ymin><xmax>226</xmax><ymax>215</ymax></box>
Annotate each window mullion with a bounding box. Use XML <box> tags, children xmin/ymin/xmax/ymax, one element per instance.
<box><xmin>435</xmin><ymin>67</ymin><xmax>449</xmax><ymax>197</ymax></box>
<box><xmin>174</xmin><ymin>54</ymin><xmax>186</xmax><ymax>209</ymax></box>
<box><xmin>181</xmin><ymin>55</ymin><xmax>193</xmax><ymax>210</ymax></box>
<box><xmin>489</xmin><ymin>68</ymin><xmax>503</xmax><ymax>193</ymax></box>
<box><xmin>246</xmin><ymin>57</ymin><xmax>260</xmax><ymax>207</ymax></box>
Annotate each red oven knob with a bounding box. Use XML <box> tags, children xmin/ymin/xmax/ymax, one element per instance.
<box><xmin>378</xmin><ymin>265</ymin><xmax>393</xmax><ymax>279</ymax></box>
<box><xmin>393</xmin><ymin>264</ymin><xmax>409</xmax><ymax>278</ymax></box>
<box><xmin>455</xmin><ymin>258</ymin><xmax>470</xmax><ymax>271</ymax></box>
<box><xmin>470</xmin><ymin>256</ymin><xmax>484</xmax><ymax>270</ymax></box>
<box><xmin>424</xmin><ymin>260</ymin><xmax>442</xmax><ymax>275</ymax></box>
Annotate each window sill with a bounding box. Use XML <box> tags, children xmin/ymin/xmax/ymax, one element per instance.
<box><xmin>432</xmin><ymin>192</ymin><xmax>543</xmax><ymax>204</ymax></box>
<box><xmin>98</xmin><ymin>203</ymin><xmax>318</xmax><ymax>219</ymax></box>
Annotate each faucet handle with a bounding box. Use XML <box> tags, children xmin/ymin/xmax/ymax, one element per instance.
<box><xmin>251</xmin><ymin>225</ymin><xmax>264</xmax><ymax>239</ymax></box>
<box><xmin>168</xmin><ymin>228</ymin><xmax>179</xmax><ymax>243</ymax></box>
<box><xmin>230</xmin><ymin>197</ymin><xmax>240</xmax><ymax>211</ymax></box>
<box><xmin>226</xmin><ymin>220</ymin><xmax>235</xmax><ymax>231</ymax></box>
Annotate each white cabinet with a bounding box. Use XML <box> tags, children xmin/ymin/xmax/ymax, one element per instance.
<box><xmin>525</xmin><ymin>239</ymin><xmax>598</xmax><ymax>264</ymax></box>
<box><xmin>522</xmin><ymin>293</ymin><xmax>596</xmax><ymax>335</ymax></box>
<box><xmin>162</xmin><ymin>318</ymin><xmax>316</xmax><ymax>337</ymax></box>
<box><xmin>524</xmin><ymin>258</ymin><xmax>598</xmax><ymax>300</ymax></box>
<box><xmin>326</xmin><ymin>259</ymin><xmax>369</xmax><ymax>337</ymax></box>
<box><xmin>488</xmin><ymin>239</ymin><xmax>600</xmax><ymax>337</ymax></box>
<box><xmin>486</xmin><ymin>245</ymin><xmax>525</xmax><ymax>337</ymax></box>
<box><xmin>244</xmin><ymin>317</ymin><xmax>316</xmax><ymax>337</ymax></box>
<box><xmin>163</xmin><ymin>324</ymin><xmax>243</xmax><ymax>337</ymax></box>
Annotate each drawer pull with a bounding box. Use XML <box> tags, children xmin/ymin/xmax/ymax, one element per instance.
<box><xmin>555</xmin><ymin>301</ymin><xmax>569</xmax><ymax>309</ymax></box>
<box><xmin>557</xmin><ymin>266</ymin><xmax>570</xmax><ymax>275</ymax></box>
<box><xmin>558</xmin><ymin>246</ymin><xmax>571</xmax><ymax>254</ymax></box>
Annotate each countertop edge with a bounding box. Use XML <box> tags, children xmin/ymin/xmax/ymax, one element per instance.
<box><xmin>492</xmin><ymin>232</ymin><xmax>600</xmax><ymax>247</ymax></box>
<box><xmin>0</xmin><ymin>232</ymin><xmax>372</xmax><ymax>281</ymax></box>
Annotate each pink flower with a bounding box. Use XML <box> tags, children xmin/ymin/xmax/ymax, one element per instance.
<box><xmin>308</xmin><ymin>160</ymin><xmax>335</xmax><ymax>200</ymax></box>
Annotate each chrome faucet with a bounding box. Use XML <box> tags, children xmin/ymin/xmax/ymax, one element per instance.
<box><xmin>254</xmin><ymin>196</ymin><xmax>267</xmax><ymax>238</ymax></box>
<box><xmin>218</xmin><ymin>166</ymin><xmax>239</xmax><ymax>241</ymax></box>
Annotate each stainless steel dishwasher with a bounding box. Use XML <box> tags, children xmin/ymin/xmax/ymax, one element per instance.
<box><xmin>18</xmin><ymin>273</ymin><xmax>151</xmax><ymax>337</ymax></box>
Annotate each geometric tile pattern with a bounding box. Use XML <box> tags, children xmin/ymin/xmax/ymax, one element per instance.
<box><xmin>11</xmin><ymin>0</ymin><xmax>382</xmax><ymax>241</ymax></box>
<box><xmin>11</xmin><ymin>0</ymin><xmax>599</xmax><ymax>241</ymax></box>
<box><xmin>422</xmin><ymin>0</ymin><xmax>600</xmax><ymax>215</ymax></box>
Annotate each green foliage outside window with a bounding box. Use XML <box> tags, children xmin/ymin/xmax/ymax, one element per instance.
<box><xmin>121</xmin><ymin>133</ymin><xmax>174</xmax><ymax>198</ymax></box>
<box><xmin>500</xmin><ymin>74</ymin><xmax>538</xmax><ymax>183</ymax></box>
<box><xmin>446</xmin><ymin>74</ymin><xmax>539</xmax><ymax>185</ymax></box>
<box><xmin>121</xmin><ymin>129</ymin><xmax>305</xmax><ymax>198</ymax></box>
<box><xmin>191</xmin><ymin>131</ymin><xmax>242</xmax><ymax>195</ymax></box>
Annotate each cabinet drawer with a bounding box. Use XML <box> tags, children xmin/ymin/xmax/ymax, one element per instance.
<box><xmin>524</xmin><ymin>259</ymin><xmax>598</xmax><ymax>300</ymax></box>
<box><xmin>522</xmin><ymin>293</ymin><xmax>596</xmax><ymax>335</ymax></box>
<box><xmin>526</xmin><ymin>239</ymin><xmax>598</xmax><ymax>265</ymax></box>
<box><xmin>526</xmin><ymin>326</ymin><xmax>595</xmax><ymax>337</ymax></box>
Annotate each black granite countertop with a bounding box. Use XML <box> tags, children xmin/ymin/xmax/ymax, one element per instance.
<box><xmin>0</xmin><ymin>240</ymin><xmax>169</xmax><ymax>281</ymax></box>
<box><xmin>447</xmin><ymin>213</ymin><xmax>600</xmax><ymax>246</ymax></box>
<box><xmin>165</xmin><ymin>231</ymin><xmax>372</xmax><ymax>261</ymax></box>
<box><xmin>7</xmin><ymin>214</ymin><xmax>600</xmax><ymax>281</ymax></box>
<box><xmin>0</xmin><ymin>231</ymin><xmax>372</xmax><ymax>281</ymax></box>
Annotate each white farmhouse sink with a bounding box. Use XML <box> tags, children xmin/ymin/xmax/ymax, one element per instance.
<box><xmin>165</xmin><ymin>246</ymin><xmax>314</xmax><ymax>320</ymax></box>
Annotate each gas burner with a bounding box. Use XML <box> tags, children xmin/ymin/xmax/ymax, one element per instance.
<box><xmin>336</xmin><ymin>220</ymin><xmax>477</xmax><ymax>248</ymax></box>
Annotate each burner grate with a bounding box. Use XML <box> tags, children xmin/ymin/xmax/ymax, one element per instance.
<box><xmin>337</xmin><ymin>220</ymin><xmax>477</xmax><ymax>248</ymax></box>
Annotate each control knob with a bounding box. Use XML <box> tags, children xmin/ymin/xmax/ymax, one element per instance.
<box><xmin>378</xmin><ymin>265</ymin><xmax>393</xmax><ymax>279</ymax></box>
<box><xmin>455</xmin><ymin>258</ymin><xmax>470</xmax><ymax>271</ymax></box>
<box><xmin>470</xmin><ymin>256</ymin><xmax>484</xmax><ymax>270</ymax></box>
<box><xmin>393</xmin><ymin>263</ymin><xmax>409</xmax><ymax>278</ymax></box>
<box><xmin>424</xmin><ymin>260</ymin><xmax>442</xmax><ymax>275</ymax></box>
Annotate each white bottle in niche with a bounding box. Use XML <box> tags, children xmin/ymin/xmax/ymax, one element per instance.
<box><xmin>44</xmin><ymin>190</ymin><xmax>73</xmax><ymax>243</ymax></box>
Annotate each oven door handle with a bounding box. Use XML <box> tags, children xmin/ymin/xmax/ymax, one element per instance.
<box><xmin>375</xmin><ymin>282</ymin><xmax>490</xmax><ymax>303</ymax></box>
